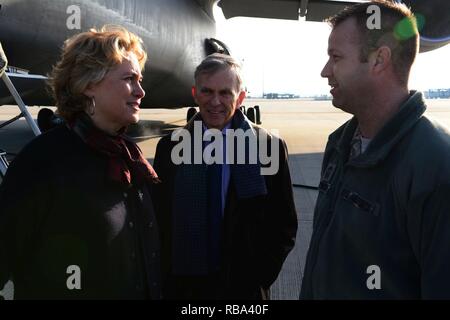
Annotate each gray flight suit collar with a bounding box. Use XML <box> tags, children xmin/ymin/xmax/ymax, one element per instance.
<box><xmin>329</xmin><ymin>90</ymin><xmax>427</xmax><ymax>168</ymax></box>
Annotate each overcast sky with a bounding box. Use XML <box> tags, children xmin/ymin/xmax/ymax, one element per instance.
<box><xmin>214</xmin><ymin>5</ymin><xmax>450</xmax><ymax>97</ymax></box>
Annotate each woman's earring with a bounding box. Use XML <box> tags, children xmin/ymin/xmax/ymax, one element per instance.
<box><xmin>89</xmin><ymin>97</ymin><xmax>96</xmax><ymax>116</ymax></box>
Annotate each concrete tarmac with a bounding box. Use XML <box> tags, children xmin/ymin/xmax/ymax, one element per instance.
<box><xmin>1</xmin><ymin>98</ymin><xmax>449</xmax><ymax>300</ymax></box>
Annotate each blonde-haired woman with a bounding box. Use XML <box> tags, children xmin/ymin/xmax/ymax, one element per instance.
<box><xmin>0</xmin><ymin>26</ymin><xmax>161</xmax><ymax>299</ymax></box>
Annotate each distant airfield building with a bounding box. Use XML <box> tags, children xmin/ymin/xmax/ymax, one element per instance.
<box><xmin>263</xmin><ymin>93</ymin><xmax>299</xmax><ymax>99</ymax></box>
<box><xmin>424</xmin><ymin>89</ymin><xmax>450</xmax><ymax>99</ymax></box>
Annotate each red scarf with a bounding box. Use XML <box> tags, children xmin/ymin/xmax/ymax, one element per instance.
<box><xmin>69</xmin><ymin>114</ymin><xmax>160</xmax><ymax>187</ymax></box>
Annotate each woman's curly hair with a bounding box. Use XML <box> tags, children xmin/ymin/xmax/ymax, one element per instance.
<box><xmin>48</xmin><ymin>25</ymin><xmax>147</xmax><ymax>121</ymax></box>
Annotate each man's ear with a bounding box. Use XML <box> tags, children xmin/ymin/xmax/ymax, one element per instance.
<box><xmin>191</xmin><ymin>86</ymin><xmax>199</xmax><ymax>104</ymax></box>
<box><xmin>370</xmin><ymin>46</ymin><xmax>392</xmax><ymax>74</ymax></box>
<box><xmin>237</xmin><ymin>90</ymin><xmax>246</xmax><ymax>106</ymax></box>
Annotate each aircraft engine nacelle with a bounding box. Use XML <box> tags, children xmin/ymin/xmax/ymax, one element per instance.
<box><xmin>404</xmin><ymin>0</ymin><xmax>450</xmax><ymax>52</ymax></box>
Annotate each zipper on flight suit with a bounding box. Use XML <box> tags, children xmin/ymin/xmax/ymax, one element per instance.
<box><xmin>302</xmin><ymin>155</ymin><xmax>344</xmax><ymax>297</ymax></box>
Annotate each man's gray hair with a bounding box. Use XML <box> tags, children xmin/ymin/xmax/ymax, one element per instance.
<box><xmin>194</xmin><ymin>53</ymin><xmax>243</xmax><ymax>91</ymax></box>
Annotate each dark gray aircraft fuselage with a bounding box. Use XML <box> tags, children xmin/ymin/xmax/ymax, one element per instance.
<box><xmin>0</xmin><ymin>0</ymin><xmax>219</xmax><ymax>108</ymax></box>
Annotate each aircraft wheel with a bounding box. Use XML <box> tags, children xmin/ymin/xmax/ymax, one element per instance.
<box><xmin>37</xmin><ymin>108</ymin><xmax>64</xmax><ymax>132</ymax></box>
<box><xmin>254</xmin><ymin>105</ymin><xmax>262</xmax><ymax>124</ymax></box>
<box><xmin>37</xmin><ymin>108</ymin><xmax>57</xmax><ymax>132</ymax></box>
<box><xmin>187</xmin><ymin>107</ymin><xmax>197</xmax><ymax>122</ymax></box>
<box><xmin>247</xmin><ymin>107</ymin><xmax>256</xmax><ymax>123</ymax></box>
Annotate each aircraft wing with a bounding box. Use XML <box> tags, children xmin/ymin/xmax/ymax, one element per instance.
<box><xmin>217</xmin><ymin>0</ymin><xmax>450</xmax><ymax>52</ymax></box>
<box><xmin>218</xmin><ymin>0</ymin><xmax>358</xmax><ymax>21</ymax></box>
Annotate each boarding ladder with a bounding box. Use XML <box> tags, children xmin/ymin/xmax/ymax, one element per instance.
<box><xmin>0</xmin><ymin>42</ymin><xmax>41</xmax><ymax>181</ymax></box>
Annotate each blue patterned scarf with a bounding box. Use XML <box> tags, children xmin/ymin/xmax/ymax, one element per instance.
<box><xmin>172</xmin><ymin>109</ymin><xmax>267</xmax><ymax>275</ymax></box>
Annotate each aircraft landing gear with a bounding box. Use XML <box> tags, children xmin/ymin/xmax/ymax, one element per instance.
<box><xmin>187</xmin><ymin>107</ymin><xmax>197</xmax><ymax>122</ymax></box>
<box><xmin>246</xmin><ymin>107</ymin><xmax>256</xmax><ymax>123</ymax></box>
<box><xmin>240</xmin><ymin>105</ymin><xmax>262</xmax><ymax>125</ymax></box>
<box><xmin>37</xmin><ymin>108</ymin><xmax>64</xmax><ymax>132</ymax></box>
<box><xmin>254</xmin><ymin>105</ymin><xmax>262</xmax><ymax>125</ymax></box>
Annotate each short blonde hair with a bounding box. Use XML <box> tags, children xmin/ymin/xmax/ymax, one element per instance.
<box><xmin>328</xmin><ymin>0</ymin><xmax>418</xmax><ymax>86</ymax></box>
<box><xmin>49</xmin><ymin>25</ymin><xmax>147</xmax><ymax>121</ymax></box>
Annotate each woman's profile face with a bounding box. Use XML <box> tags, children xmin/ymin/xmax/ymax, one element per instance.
<box><xmin>84</xmin><ymin>52</ymin><xmax>145</xmax><ymax>134</ymax></box>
